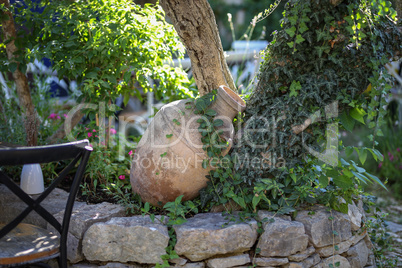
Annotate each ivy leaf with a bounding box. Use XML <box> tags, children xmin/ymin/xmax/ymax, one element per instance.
<box><xmin>287</xmin><ymin>41</ymin><xmax>294</xmax><ymax>48</ymax></box>
<box><xmin>205</xmin><ymin>109</ymin><xmax>217</xmax><ymax>116</ymax></box>
<box><xmin>213</xmin><ymin>119</ymin><xmax>224</xmax><ymax>127</ymax></box>
<box><xmin>350</xmin><ymin>107</ymin><xmax>367</xmax><ymax>124</ymax></box>
<box><xmin>340</xmin><ymin>111</ymin><xmax>355</xmax><ymax>132</ymax></box>
<box><xmin>299</xmin><ymin>22</ymin><xmax>308</xmax><ymax>34</ymax></box>
<box><xmin>289</xmin><ymin>80</ymin><xmax>301</xmax><ymax>97</ymax></box>
<box><xmin>295</xmin><ymin>34</ymin><xmax>305</xmax><ymax>44</ymax></box>
<box><xmin>288</xmin><ymin>15</ymin><xmax>298</xmax><ymax>25</ymax></box>
<box><xmin>195</xmin><ymin>99</ymin><xmax>207</xmax><ymax>112</ymax></box>
<box><xmin>285</xmin><ymin>26</ymin><xmax>297</xmax><ymax>37</ymax></box>
<box><xmin>277</xmin><ymin>206</ymin><xmax>296</xmax><ymax>215</ymax></box>
<box><xmin>202</xmin><ymin>159</ymin><xmax>209</xmax><ymax>169</ymax></box>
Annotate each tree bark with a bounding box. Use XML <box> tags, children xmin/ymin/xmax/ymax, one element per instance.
<box><xmin>160</xmin><ymin>0</ymin><xmax>236</xmax><ymax>96</ymax></box>
<box><xmin>1</xmin><ymin>0</ymin><xmax>38</xmax><ymax>146</ymax></box>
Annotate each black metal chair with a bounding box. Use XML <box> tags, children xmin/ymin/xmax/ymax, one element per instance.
<box><xmin>0</xmin><ymin>140</ymin><xmax>92</xmax><ymax>268</ymax></box>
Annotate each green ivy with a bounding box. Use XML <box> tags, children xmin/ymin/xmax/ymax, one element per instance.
<box><xmin>204</xmin><ymin>0</ymin><xmax>401</xmax><ymax>214</ymax></box>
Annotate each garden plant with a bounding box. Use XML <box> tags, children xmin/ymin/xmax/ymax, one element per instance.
<box><xmin>1</xmin><ymin>0</ymin><xmax>402</xmax><ymax>267</ymax></box>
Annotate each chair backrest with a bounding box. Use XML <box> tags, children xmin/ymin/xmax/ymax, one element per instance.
<box><xmin>0</xmin><ymin>140</ymin><xmax>92</xmax><ymax>263</ymax></box>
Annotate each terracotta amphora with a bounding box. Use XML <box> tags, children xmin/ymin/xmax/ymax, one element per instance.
<box><xmin>130</xmin><ymin>85</ymin><xmax>246</xmax><ymax>206</ymax></box>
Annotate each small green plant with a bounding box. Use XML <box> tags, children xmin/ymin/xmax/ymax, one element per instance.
<box><xmin>363</xmin><ymin>195</ymin><xmax>399</xmax><ymax>267</ymax></box>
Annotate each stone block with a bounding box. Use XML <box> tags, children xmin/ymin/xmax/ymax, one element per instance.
<box><xmin>316</xmin><ymin>255</ymin><xmax>351</xmax><ymax>268</ymax></box>
<box><xmin>174</xmin><ymin>213</ymin><xmax>258</xmax><ymax>261</ymax></box>
<box><xmin>48</xmin><ymin>202</ymin><xmax>125</xmax><ymax>263</ymax></box>
<box><xmin>288</xmin><ymin>246</ymin><xmax>315</xmax><ymax>262</ymax></box>
<box><xmin>257</xmin><ymin>217</ymin><xmax>308</xmax><ymax>257</ymax></box>
<box><xmin>206</xmin><ymin>254</ymin><xmax>250</xmax><ymax>268</ymax></box>
<box><xmin>255</xmin><ymin>257</ymin><xmax>289</xmax><ymax>266</ymax></box>
<box><xmin>295</xmin><ymin>206</ymin><xmax>352</xmax><ymax>247</ymax></box>
<box><xmin>82</xmin><ymin>216</ymin><xmax>169</xmax><ymax>264</ymax></box>
<box><xmin>346</xmin><ymin>240</ymin><xmax>369</xmax><ymax>267</ymax></box>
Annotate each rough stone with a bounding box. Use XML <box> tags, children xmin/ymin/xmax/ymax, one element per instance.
<box><xmin>174</xmin><ymin>263</ymin><xmax>205</xmax><ymax>268</ymax></box>
<box><xmin>71</xmin><ymin>263</ymin><xmax>147</xmax><ymax>268</ymax></box>
<box><xmin>346</xmin><ymin>240</ymin><xmax>369</xmax><ymax>267</ymax></box>
<box><xmin>82</xmin><ymin>216</ymin><xmax>169</xmax><ymax>264</ymax></box>
<box><xmin>316</xmin><ymin>230</ymin><xmax>367</xmax><ymax>257</ymax></box>
<box><xmin>170</xmin><ymin>257</ymin><xmax>188</xmax><ymax>266</ymax></box>
<box><xmin>348</xmin><ymin>201</ymin><xmax>363</xmax><ymax>231</ymax></box>
<box><xmin>366</xmin><ymin>253</ymin><xmax>375</xmax><ymax>267</ymax></box>
<box><xmin>386</xmin><ymin>220</ymin><xmax>402</xmax><ymax>234</ymax></box>
<box><xmin>255</xmin><ymin>257</ymin><xmax>289</xmax><ymax>266</ymax></box>
<box><xmin>98</xmin><ymin>263</ymin><xmax>146</xmax><ymax>268</ymax></box>
<box><xmin>174</xmin><ymin>213</ymin><xmax>258</xmax><ymax>261</ymax></box>
<box><xmin>0</xmin><ymin>185</ymin><xmax>85</xmax><ymax>228</ymax></box>
<box><xmin>285</xmin><ymin>253</ymin><xmax>320</xmax><ymax>268</ymax></box>
<box><xmin>284</xmin><ymin>264</ymin><xmax>303</xmax><ymax>268</ymax></box>
<box><xmin>301</xmin><ymin>253</ymin><xmax>321</xmax><ymax>267</ymax></box>
<box><xmin>315</xmin><ymin>255</ymin><xmax>351</xmax><ymax>268</ymax></box>
<box><xmin>257</xmin><ymin>210</ymin><xmax>292</xmax><ymax>222</ymax></box>
<box><xmin>258</xmin><ymin>217</ymin><xmax>308</xmax><ymax>257</ymax></box>
<box><xmin>206</xmin><ymin>254</ymin><xmax>250</xmax><ymax>268</ymax></box>
<box><xmin>48</xmin><ymin>202</ymin><xmax>125</xmax><ymax>263</ymax></box>
<box><xmin>288</xmin><ymin>246</ymin><xmax>315</xmax><ymax>262</ymax></box>
<box><xmin>295</xmin><ymin>206</ymin><xmax>352</xmax><ymax>247</ymax></box>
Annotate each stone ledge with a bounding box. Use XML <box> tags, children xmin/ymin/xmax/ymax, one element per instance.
<box><xmin>0</xmin><ymin>185</ymin><xmax>374</xmax><ymax>268</ymax></box>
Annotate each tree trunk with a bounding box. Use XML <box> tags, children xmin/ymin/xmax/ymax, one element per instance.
<box><xmin>1</xmin><ymin>0</ymin><xmax>38</xmax><ymax>146</ymax></box>
<box><xmin>396</xmin><ymin>0</ymin><xmax>402</xmax><ymax>25</ymax></box>
<box><xmin>159</xmin><ymin>0</ymin><xmax>236</xmax><ymax>96</ymax></box>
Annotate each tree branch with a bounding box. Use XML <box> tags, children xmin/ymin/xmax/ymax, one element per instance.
<box><xmin>160</xmin><ymin>0</ymin><xmax>236</xmax><ymax>95</ymax></box>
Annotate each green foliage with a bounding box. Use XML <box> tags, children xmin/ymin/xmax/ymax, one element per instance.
<box><xmin>364</xmin><ymin>195</ymin><xmax>399</xmax><ymax>267</ymax></box>
<box><xmin>226</xmin><ymin>0</ymin><xmax>402</xmax><ymax>213</ymax></box>
<box><xmin>209</xmin><ymin>0</ymin><xmax>285</xmax><ymax>49</ymax></box>
<box><xmin>343</xmin><ymin>126</ymin><xmax>402</xmax><ymax>199</ymax></box>
<box><xmin>1</xmin><ymin>0</ymin><xmax>194</xmax><ymax>109</ymax></box>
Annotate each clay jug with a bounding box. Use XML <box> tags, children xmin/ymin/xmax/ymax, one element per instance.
<box><xmin>130</xmin><ymin>85</ymin><xmax>246</xmax><ymax>206</ymax></box>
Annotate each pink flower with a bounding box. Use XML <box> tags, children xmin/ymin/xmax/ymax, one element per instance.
<box><xmin>119</xmin><ymin>175</ymin><xmax>125</xmax><ymax>180</ymax></box>
<box><xmin>92</xmin><ymin>129</ymin><xmax>96</xmax><ymax>132</ymax></box>
<box><xmin>110</xmin><ymin>128</ymin><xmax>117</xmax><ymax>135</ymax></box>
<box><xmin>48</xmin><ymin>113</ymin><xmax>60</xmax><ymax>120</ymax></box>
<box><xmin>378</xmin><ymin>162</ymin><xmax>382</xmax><ymax>169</ymax></box>
<box><xmin>128</xmin><ymin>150</ymin><xmax>133</xmax><ymax>156</ymax></box>
<box><xmin>63</xmin><ymin>114</ymin><xmax>68</xmax><ymax>118</ymax></box>
<box><xmin>397</xmin><ymin>148</ymin><xmax>400</xmax><ymax>152</ymax></box>
<box><xmin>87</xmin><ymin>133</ymin><xmax>93</xmax><ymax>138</ymax></box>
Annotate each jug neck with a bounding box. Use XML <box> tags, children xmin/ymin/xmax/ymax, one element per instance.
<box><xmin>210</xmin><ymin>85</ymin><xmax>246</xmax><ymax>120</ymax></box>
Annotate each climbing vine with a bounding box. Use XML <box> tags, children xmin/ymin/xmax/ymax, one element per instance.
<box><xmin>199</xmin><ymin>0</ymin><xmax>401</xmax><ymax>214</ymax></box>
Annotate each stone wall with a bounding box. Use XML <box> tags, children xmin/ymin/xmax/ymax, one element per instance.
<box><xmin>0</xmin><ymin>185</ymin><xmax>375</xmax><ymax>267</ymax></box>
